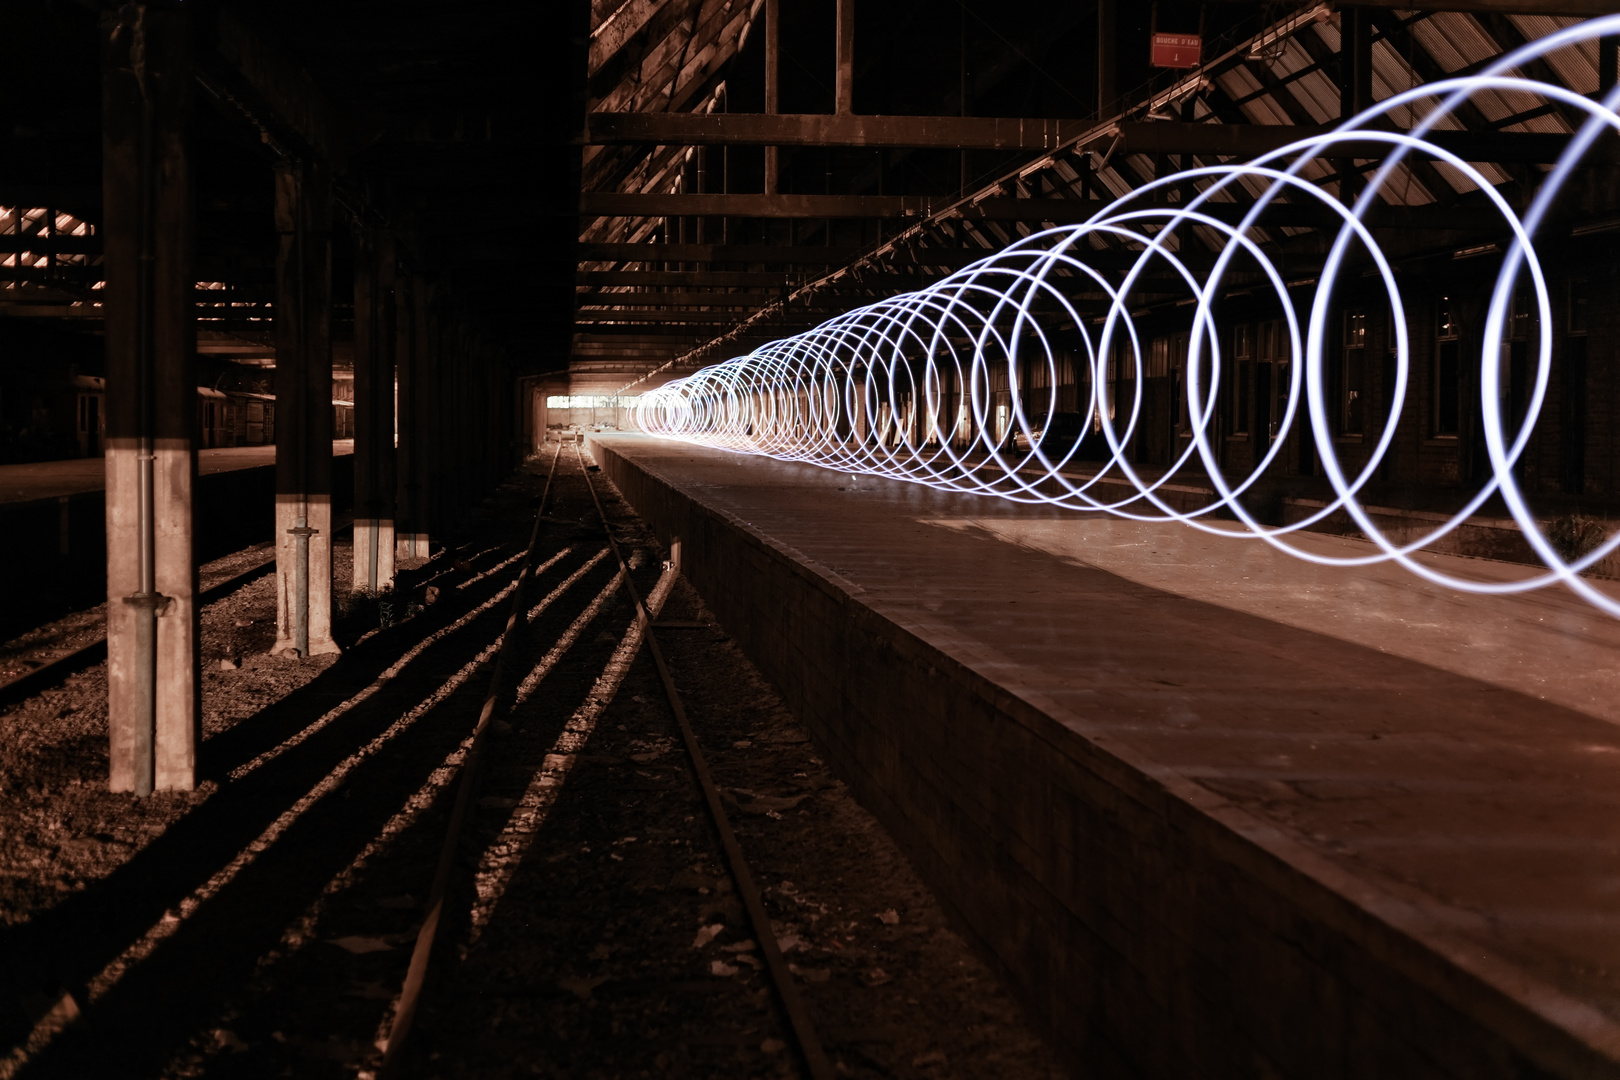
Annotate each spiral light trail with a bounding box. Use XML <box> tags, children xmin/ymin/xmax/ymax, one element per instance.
<box><xmin>638</xmin><ymin>18</ymin><xmax>1620</xmax><ymax>615</ymax></box>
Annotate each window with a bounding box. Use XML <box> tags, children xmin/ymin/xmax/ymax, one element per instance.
<box><xmin>1258</xmin><ymin>319</ymin><xmax>1288</xmax><ymax>442</ymax></box>
<box><xmin>1342</xmin><ymin>310</ymin><xmax>1365</xmax><ymax>435</ymax></box>
<box><xmin>546</xmin><ymin>395</ymin><xmax>641</xmax><ymax>408</ymax></box>
<box><xmin>1503</xmin><ymin>289</ymin><xmax>1531</xmax><ymax>343</ymax></box>
<box><xmin>1173</xmin><ymin>333</ymin><xmax>1192</xmax><ymax>433</ymax></box>
<box><xmin>1231</xmin><ymin>324</ymin><xmax>1251</xmax><ymax>434</ymax></box>
<box><xmin>1434</xmin><ymin>296</ymin><xmax>1460</xmax><ymax>436</ymax></box>
<box><xmin>1569</xmin><ymin>278</ymin><xmax>1589</xmax><ymax>335</ymax></box>
<box><xmin>1344</xmin><ymin>312</ymin><xmax>1367</xmax><ymax>349</ymax></box>
<box><xmin>1148</xmin><ymin>337</ymin><xmax>1170</xmax><ymax>379</ymax></box>
<box><xmin>1437</xmin><ymin>295</ymin><xmax>1457</xmax><ymax>339</ymax></box>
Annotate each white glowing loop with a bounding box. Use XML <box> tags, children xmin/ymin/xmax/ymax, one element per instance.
<box><xmin>637</xmin><ymin>17</ymin><xmax>1620</xmax><ymax>614</ymax></box>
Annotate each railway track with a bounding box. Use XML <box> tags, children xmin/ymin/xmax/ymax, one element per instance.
<box><xmin>0</xmin><ymin>443</ymin><xmax>1061</xmax><ymax>1080</ymax></box>
<box><xmin>374</xmin><ymin>441</ymin><xmax>833</xmax><ymax>1079</ymax></box>
<box><xmin>0</xmin><ymin>546</ymin><xmax>284</xmax><ymax>707</ymax></box>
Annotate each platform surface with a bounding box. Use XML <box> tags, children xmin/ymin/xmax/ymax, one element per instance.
<box><xmin>593</xmin><ymin>432</ymin><xmax>1620</xmax><ymax>1058</ymax></box>
<box><xmin>0</xmin><ymin>440</ymin><xmax>354</xmax><ymax>505</ymax></box>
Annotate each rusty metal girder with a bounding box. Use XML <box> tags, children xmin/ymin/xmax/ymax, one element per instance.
<box><xmin>578</xmin><ymin>242</ymin><xmax>992</xmax><ymax>266</ymax></box>
<box><xmin>583</xmin><ymin>115</ymin><xmax>1571</xmax><ymax>162</ymax></box>
<box><xmin>580</xmin><ymin>193</ymin><xmax>1534</xmax><ymax>230</ymax></box>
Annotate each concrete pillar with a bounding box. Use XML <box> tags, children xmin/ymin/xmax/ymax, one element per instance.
<box><xmin>433</xmin><ymin>317</ymin><xmax>454</xmax><ymax>530</ymax></box>
<box><xmin>408</xmin><ymin>279</ymin><xmax>442</xmax><ymax>553</ymax></box>
<box><xmin>393</xmin><ymin>275</ymin><xmax>426</xmax><ymax>559</ymax></box>
<box><xmin>271</xmin><ymin>161</ymin><xmax>339</xmax><ymax>657</ymax></box>
<box><xmin>452</xmin><ymin>329</ymin><xmax>471</xmax><ymax>520</ymax></box>
<box><xmin>352</xmin><ymin>225</ymin><xmax>397</xmax><ymax>591</ymax></box>
<box><xmin>101</xmin><ymin>2</ymin><xmax>200</xmax><ymax>794</ymax></box>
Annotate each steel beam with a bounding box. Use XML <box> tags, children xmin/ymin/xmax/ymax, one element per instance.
<box><xmin>581</xmin><ymin>193</ymin><xmax>1537</xmax><ymax>231</ymax></box>
<box><xmin>580</xmin><ymin>242</ymin><xmax>992</xmax><ymax>266</ymax></box>
<box><xmin>576</xmin><ymin>310</ymin><xmax>776</xmax><ymax>324</ymax></box>
<box><xmin>765</xmin><ymin>0</ymin><xmax>780</xmax><ymax>194</ymax></box>
<box><xmin>835</xmin><ymin>0</ymin><xmax>854</xmax><ymax>115</ymax></box>
<box><xmin>577</xmin><ymin>290</ymin><xmax>782</xmax><ymax>306</ymax></box>
<box><xmin>1098</xmin><ymin>0</ymin><xmax>1117</xmax><ymax>117</ymax></box>
<box><xmin>578</xmin><ymin>270</ymin><xmax>799</xmax><ymax>287</ymax></box>
<box><xmin>1214</xmin><ymin>0</ymin><xmax>1620</xmax><ymax>14</ymax></box>
<box><xmin>582</xmin><ymin>193</ymin><xmax>941</xmax><ymax>217</ymax></box>
<box><xmin>585</xmin><ymin>111</ymin><xmax>1094</xmax><ymax>150</ymax></box>
<box><xmin>200</xmin><ymin>4</ymin><xmax>354</xmax><ymax>169</ymax></box>
<box><xmin>580</xmin><ymin>242</ymin><xmax>864</xmax><ymax>263</ymax></box>
<box><xmin>583</xmin><ymin>114</ymin><xmax>1570</xmax><ymax>161</ymax></box>
<box><xmin>574</xmin><ymin>270</ymin><xmax>948</xmax><ymax>287</ymax></box>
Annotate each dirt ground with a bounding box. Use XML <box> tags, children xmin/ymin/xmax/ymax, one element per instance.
<box><xmin>0</xmin><ymin>450</ymin><xmax>1068</xmax><ymax>1080</ymax></box>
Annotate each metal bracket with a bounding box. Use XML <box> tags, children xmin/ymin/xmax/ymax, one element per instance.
<box><xmin>122</xmin><ymin>591</ymin><xmax>173</xmax><ymax>616</ymax></box>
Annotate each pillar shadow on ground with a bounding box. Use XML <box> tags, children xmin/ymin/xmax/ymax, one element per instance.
<box><xmin>0</xmin><ymin>535</ymin><xmax>626</xmax><ymax>1077</ymax></box>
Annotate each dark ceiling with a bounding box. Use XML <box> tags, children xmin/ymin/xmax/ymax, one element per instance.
<box><xmin>1</xmin><ymin>0</ymin><xmax>588</xmax><ymax>371</ymax></box>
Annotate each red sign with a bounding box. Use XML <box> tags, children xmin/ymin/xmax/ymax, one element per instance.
<box><xmin>1151</xmin><ymin>32</ymin><xmax>1202</xmax><ymax>69</ymax></box>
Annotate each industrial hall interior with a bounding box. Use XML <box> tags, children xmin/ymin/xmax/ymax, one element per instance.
<box><xmin>5</xmin><ymin>0</ymin><xmax>1620</xmax><ymax>1077</ymax></box>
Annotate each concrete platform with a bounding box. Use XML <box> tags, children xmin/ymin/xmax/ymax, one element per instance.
<box><xmin>0</xmin><ymin>442</ymin><xmax>354</xmax><ymax>635</ymax></box>
<box><xmin>589</xmin><ymin>432</ymin><xmax>1620</xmax><ymax>1080</ymax></box>
<box><xmin>0</xmin><ymin>440</ymin><xmax>353</xmax><ymax>505</ymax></box>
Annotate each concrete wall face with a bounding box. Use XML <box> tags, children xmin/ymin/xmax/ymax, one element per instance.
<box><xmin>591</xmin><ymin>437</ymin><xmax>1596</xmax><ymax>1080</ymax></box>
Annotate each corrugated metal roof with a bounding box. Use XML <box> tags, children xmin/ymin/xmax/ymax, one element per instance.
<box><xmin>1077</xmin><ymin>7</ymin><xmax>1605</xmax><ymax>217</ymax></box>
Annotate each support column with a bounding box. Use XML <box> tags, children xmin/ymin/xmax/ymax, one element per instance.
<box><xmin>452</xmin><ymin>328</ymin><xmax>471</xmax><ymax>520</ymax></box>
<box><xmin>410</xmin><ymin>279</ymin><xmax>442</xmax><ymax>554</ymax></box>
<box><xmin>102</xmin><ymin>2</ymin><xmax>199</xmax><ymax>794</ymax></box>
<box><xmin>835</xmin><ymin>0</ymin><xmax>854</xmax><ymax>115</ymax></box>
<box><xmin>1339</xmin><ymin>7</ymin><xmax>1372</xmax><ymax>203</ymax></box>
<box><xmin>272</xmin><ymin>161</ymin><xmax>339</xmax><ymax>657</ymax></box>
<box><xmin>1097</xmin><ymin>0</ymin><xmax>1117</xmax><ymax>119</ymax></box>
<box><xmin>352</xmin><ymin>225</ymin><xmax>397</xmax><ymax>592</ymax></box>
<box><xmin>394</xmin><ymin>275</ymin><xmax>426</xmax><ymax>559</ymax></box>
<box><xmin>764</xmin><ymin>0</ymin><xmax>779</xmax><ymax>194</ymax></box>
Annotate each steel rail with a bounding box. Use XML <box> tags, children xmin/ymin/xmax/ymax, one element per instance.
<box><xmin>379</xmin><ymin>439</ymin><xmax>565</xmax><ymax>1079</ymax></box>
<box><xmin>0</xmin><ymin>548</ymin><xmax>284</xmax><ymax>708</ymax></box>
<box><xmin>0</xmin><ymin>515</ymin><xmax>383</xmax><ymax>708</ymax></box>
<box><xmin>575</xmin><ymin>441</ymin><xmax>836</xmax><ymax>1080</ymax></box>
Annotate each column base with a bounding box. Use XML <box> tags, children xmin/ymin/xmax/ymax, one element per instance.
<box><xmin>273</xmin><ymin>495</ymin><xmax>341</xmax><ymax>659</ymax></box>
<box><xmin>353</xmin><ymin>517</ymin><xmax>398</xmax><ymax>593</ymax></box>
<box><xmin>396</xmin><ymin>531</ymin><xmax>431</xmax><ymax>560</ymax></box>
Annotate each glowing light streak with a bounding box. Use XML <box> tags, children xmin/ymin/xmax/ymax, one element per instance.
<box><xmin>638</xmin><ymin>18</ymin><xmax>1620</xmax><ymax>616</ymax></box>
